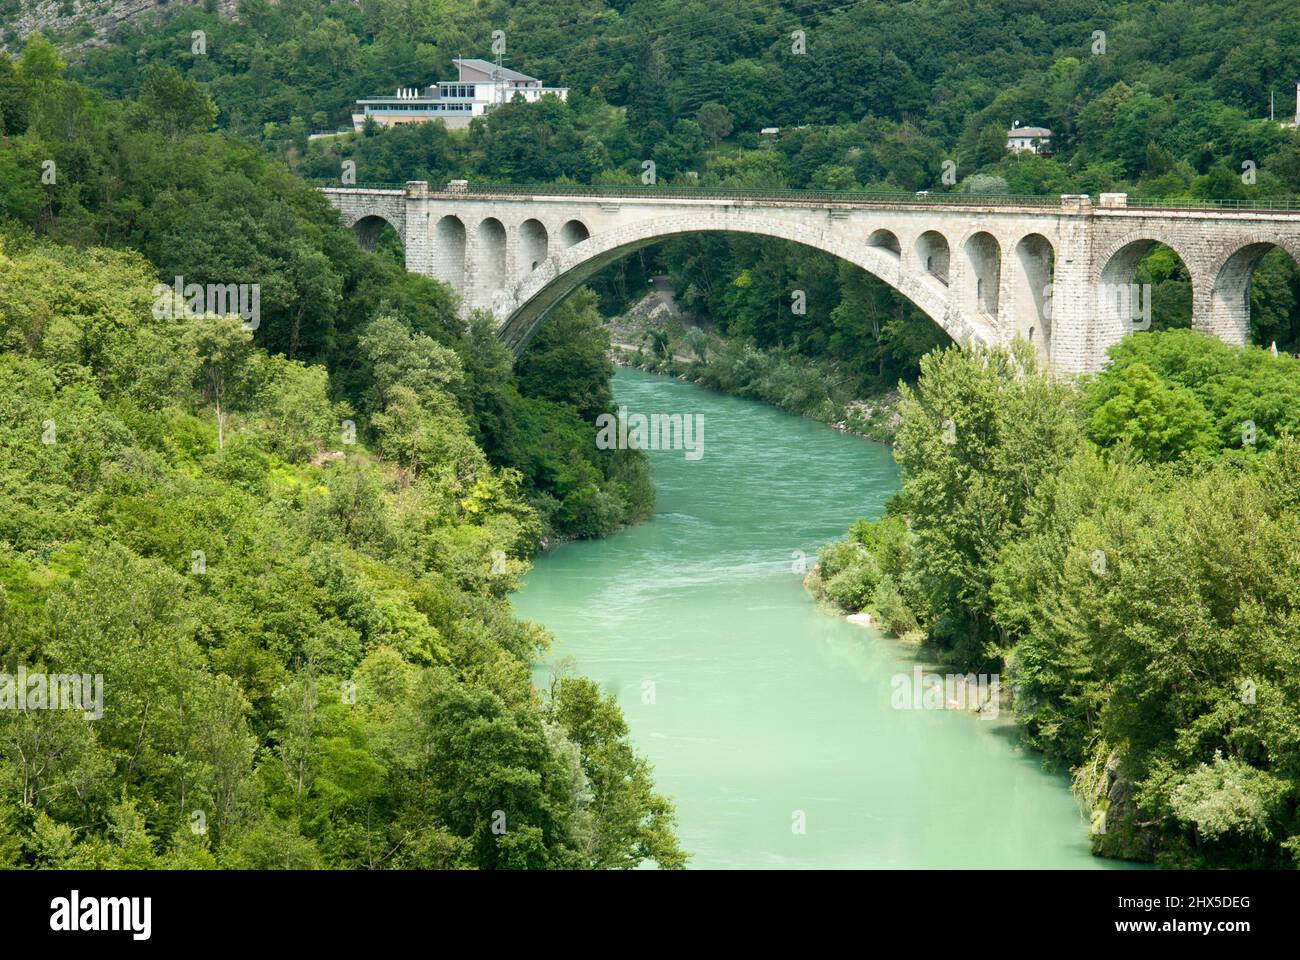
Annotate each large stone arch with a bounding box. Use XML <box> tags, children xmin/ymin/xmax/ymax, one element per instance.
<box><xmin>496</xmin><ymin>213</ymin><xmax>994</xmax><ymax>355</ymax></box>
<box><xmin>1093</xmin><ymin>232</ymin><xmax>1196</xmax><ymax>355</ymax></box>
<box><xmin>347</xmin><ymin>213</ymin><xmax>406</xmax><ymax>252</ymax></box>
<box><xmin>1201</xmin><ymin>233</ymin><xmax>1300</xmax><ymax>345</ymax></box>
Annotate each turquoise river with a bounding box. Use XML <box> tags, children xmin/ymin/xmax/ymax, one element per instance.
<box><xmin>514</xmin><ymin>367</ymin><xmax>1122</xmax><ymax>869</ymax></box>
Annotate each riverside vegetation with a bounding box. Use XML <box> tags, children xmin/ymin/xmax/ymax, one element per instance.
<box><xmin>811</xmin><ymin>331</ymin><xmax>1300</xmax><ymax>869</ymax></box>
<box><xmin>0</xmin><ymin>40</ymin><xmax>682</xmax><ymax>868</ymax></box>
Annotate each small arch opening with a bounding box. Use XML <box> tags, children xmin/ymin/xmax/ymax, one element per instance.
<box><xmin>434</xmin><ymin>215</ymin><xmax>466</xmax><ymax>294</ymax></box>
<box><xmin>352</xmin><ymin>215</ymin><xmax>404</xmax><ymax>265</ymax></box>
<box><xmin>1011</xmin><ymin>233</ymin><xmax>1055</xmax><ymax>367</ymax></box>
<box><xmin>519</xmin><ymin>218</ymin><xmax>549</xmax><ymax>273</ymax></box>
<box><xmin>868</xmin><ymin>229</ymin><xmax>902</xmax><ymax>257</ymax></box>
<box><xmin>559</xmin><ymin>219</ymin><xmax>590</xmax><ymax>248</ymax></box>
<box><xmin>475</xmin><ymin>217</ymin><xmax>508</xmax><ymax>309</ymax></box>
<box><xmin>915</xmin><ymin>231</ymin><xmax>950</xmax><ymax>285</ymax></box>
<box><xmin>963</xmin><ymin>231</ymin><xmax>1002</xmax><ymax>318</ymax></box>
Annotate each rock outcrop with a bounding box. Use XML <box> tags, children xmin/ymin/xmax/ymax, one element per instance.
<box><xmin>2</xmin><ymin>0</ymin><xmax>242</xmax><ymax>51</ymax></box>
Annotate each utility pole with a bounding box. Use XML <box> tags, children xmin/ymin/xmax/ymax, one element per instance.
<box><xmin>495</xmin><ymin>44</ymin><xmax>505</xmax><ymax>108</ymax></box>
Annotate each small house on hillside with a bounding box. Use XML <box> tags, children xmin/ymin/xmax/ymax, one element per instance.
<box><xmin>1006</xmin><ymin>122</ymin><xmax>1052</xmax><ymax>155</ymax></box>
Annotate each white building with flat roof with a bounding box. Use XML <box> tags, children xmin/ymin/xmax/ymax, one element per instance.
<box><xmin>353</xmin><ymin>58</ymin><xmax>568</xmax><ymax>131</ymax></box>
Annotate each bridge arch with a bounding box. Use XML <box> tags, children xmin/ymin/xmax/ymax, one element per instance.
<box><xmin>320</xmin><ymin>183</ymin><xmax>1300</xmax><ymax>374</ymax></box>
<box><xmin>1094</xmin><ymin>231</ymin><xmax>1197</xmax><ymax>286</ymax></box>
<box><xmin>1202</xmin><ymin>234</ymin><xmax>1300</xmax><ymax>345</ymax></box>
<box><xmin>1095</xmin><ymin>233</ymin><xmax>1196</xmax><ymax>351</ymax></box>
<box><xmin>498</xmin><ymin>214</ymin><xmax>993</xmax><ymax>355</ymax></box>
<box><xmin>1008</xmin><ymin>233</ymin><xmax>1055</xmax><ymax>367</ymax></box>
<box><xmin>519</xmin><ymin>218</ymin><xmax>549</xmax><ymax>273</ymax></box>
<box><xmin>350</xmin><ymin>213</ymin><xmax>405</xmax><ymax>253</ymax></box>
<box><xmin>473</xmin><ymin>217</ymin><xmax>508</xmax><ymax>312</ymax></box>
<box><xmin>868</xmin><ymin>229</ymin><xmax>902</xmax><ymax>257</ymax></box>
<box><xmin>961</xmin><ymin>231</ymin><xmax>1002</xmax><ymax>320</ymax></box>
<box><xmin>559</xmin><ymin>219</ymin><xmax>591</xmax><ymax>248</ymax></box>
<box><xmin>433</xmin><ymin>215</ymin><xmax>467</xmax><ymax>295</ymax></box>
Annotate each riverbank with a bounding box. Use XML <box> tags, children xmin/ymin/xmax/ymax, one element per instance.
<box><xmin>604</xmin><ymin>282</ymin><xmax>903</xmax><ymax>444</ymax></box>
<box><xmin>802</xmin><ymin>473</ymin><xmax>1155</xmax><ymax>866</ymax></box>
<box><xmin>800</xmin><ymin>336</ymin><xmax>1300</xmax><ymax>869</ymax></box>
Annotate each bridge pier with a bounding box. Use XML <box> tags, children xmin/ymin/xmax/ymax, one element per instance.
<box><xmin>320</xmin><ymin>182</ymin><xmax>1300</xmax><ymax>374</ymax></box>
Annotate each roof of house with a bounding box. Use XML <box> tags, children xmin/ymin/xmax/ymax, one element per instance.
<box><xmin>453</xmin><ymin>58</ymin><xmax>540</xmax><ymax>83</ymax></box>
<box><xmin>1008</xmin><ymin>126</ymin><xmax>1052</xmax><ymax>138</ymax></box>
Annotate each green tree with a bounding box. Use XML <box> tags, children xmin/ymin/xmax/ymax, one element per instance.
<box><xmin>696</xmin><ymin>101</ymin><xmax>734</xmax><ymax>146</ymax></box>
<box><xmin>185</xmin><ymin>314</ymin><xmax>254</xmax><ymax>450</ymax></box>
<box><xmin>1084</xmin><ymin>360</ymin><xmax>1217</xmax><ymax>461</ymax></box>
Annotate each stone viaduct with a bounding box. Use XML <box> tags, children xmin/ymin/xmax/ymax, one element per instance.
<box><xmin>321</xmin><ymin>181</ymin><xmax>1300</xmax><ymax>374</ymax></box>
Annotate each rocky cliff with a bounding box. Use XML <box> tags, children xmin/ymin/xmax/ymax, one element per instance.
<box><xmin>1</xmin><ymin>0</ymin><xmax>241</xmax><ymax>51</ymax></box>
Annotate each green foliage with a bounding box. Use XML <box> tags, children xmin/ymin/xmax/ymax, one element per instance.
<box><xmin>0</xmin><ymin>239</ymin><xmax>681</xmax><ymax>869</ymax></box>
<box><xmin>500</xmin><ymin>290</ymin><xmax>653</xmax><ymax>540</ymax></box>
<box><xmin>816</xmin><ymin>540</ymin><xmax>879</xmax><ymax>612</ymax></box>
<box><xmin>1086</xmin><ymin>330</ymin><xmax>1300</xmax><ymax>457</ymax></box>
<box><xmin>1084</xmin><ymin>361</ymin><xmax>1217</xmax><ymax>460</ymax></box>
<box><xmin>546</xmin><ymin>677</ymin><xmax>687</xmax><ymax>869</ymax></box>
<box><xmin>893</xmin><ymin>344</ymin><xmax>1082</xmax><ymax>664</ymax></box>
<box><xmin>818</xmin><ymin>332</ymin><xmax>1300</xmax><ymax>867</ymax></box>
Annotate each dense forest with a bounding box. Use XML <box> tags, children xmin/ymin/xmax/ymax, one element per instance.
<box><xmin>0</xmin><ymin>34</ymin><xmax>680</xmax><ymax>867</ymax></box>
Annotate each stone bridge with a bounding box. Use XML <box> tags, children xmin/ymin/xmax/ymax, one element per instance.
<box><xmin>321</xmin><ymin>181</ymin><xmax>1300</xmax><ymax>374</ymax></box>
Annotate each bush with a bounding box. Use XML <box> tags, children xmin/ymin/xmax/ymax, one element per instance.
<box><xmin>822</xmin><ymin>551</ymin><xmax>880</xmax><ymax>612</ymax></box>
<box><xmin>870</xmin><ymin>575</ymin><xmax>918</xmax><ymax>634</ymax></box>
<box><xmin>816</xmin><ymin>538</ymin><xmax>866</xmax><ymax>581</ymax></box>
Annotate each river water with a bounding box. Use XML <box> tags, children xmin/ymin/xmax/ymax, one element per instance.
<box><xmin>514</xmin><ymin>368</ymin><xmax>1118</xmax><ymax>869</ymax></box>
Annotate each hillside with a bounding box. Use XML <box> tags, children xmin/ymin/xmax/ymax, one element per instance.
<box><xmin>0</xmin><ymin>0</ymin><xmax>239</xmax><ymax>50</ymax></box>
